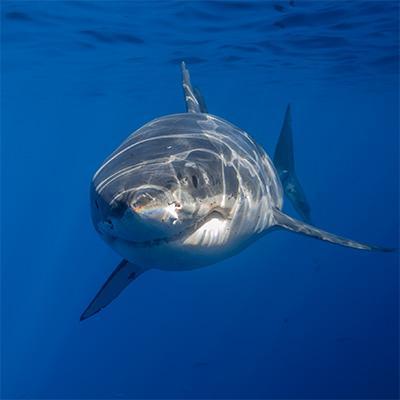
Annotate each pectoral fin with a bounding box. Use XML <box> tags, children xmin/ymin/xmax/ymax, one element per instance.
<box><xmin>80</xmin><ymin>260</ymin><xmax>145</xmax><ymax>321</ymax></box>
<box><xmin>272</xmin><ymin>208</ymin><xmax>393</xmax><ymax>252</ymax></box>
<box><xmin>274</xmin><ymin>104</ymin><xmax>311</xmax><ymax>223</ymax></box>
<box><xmin>181</xmin><ymin>61</ymin><xmax>207</xmax><ymax>113</ymax></box>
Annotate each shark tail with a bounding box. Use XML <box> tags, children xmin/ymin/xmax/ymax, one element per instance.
<box><xmin>273</xmin><ymin>104</ymin><xmax>311</xmax><ymax>223</ymax></box>
<box><xmin>273</xmin><ymin>208</ymin><xmax>394</xmax><ymax>252</ymax></box>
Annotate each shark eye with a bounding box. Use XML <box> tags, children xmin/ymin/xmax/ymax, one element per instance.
<box><xmin>192</xmin><ymin>175</ymin><xmax>198</xmax><ymax>188</ymax></box>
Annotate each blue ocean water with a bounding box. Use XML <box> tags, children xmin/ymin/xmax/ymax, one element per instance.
<box><xmin>1</xmin><ymin>1</ymin><xmax>399</xmax><ymax>398</ymax></box>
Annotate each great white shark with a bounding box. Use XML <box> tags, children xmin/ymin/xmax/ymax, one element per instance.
<box><xmin>81</xmin><ymin>62</ymin><xmax>392</xmax><ymax>321</ymax></box>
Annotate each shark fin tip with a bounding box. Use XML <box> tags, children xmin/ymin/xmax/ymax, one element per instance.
<box><xmin>378</xmin><ymin>246</ymin><xmax>396</xmax><ymax>253</ymax></box>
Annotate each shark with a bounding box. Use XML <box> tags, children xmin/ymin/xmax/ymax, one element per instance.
<box><xmin>81</xmin><ymin>62</ymin><xmax>391</xmax><ymax>321</ymax></box>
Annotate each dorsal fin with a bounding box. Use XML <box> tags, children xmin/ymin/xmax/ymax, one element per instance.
<box><xmin>181</xmin><ymin>61</ymin><xmax>207</xmax><ymax>113</ymax></box>
<box><xmin>274</xmin><ymin>104</ymin><xmax>312</xmax><ymax>223</ymax></box>
<box><xmin>193</xmin><ymin>86</ymin><xmax>208</xmax><ymax>113</ymax></box>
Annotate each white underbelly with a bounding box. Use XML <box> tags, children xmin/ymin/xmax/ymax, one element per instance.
<box><xmin>110</xmin><ymin>238</ymin><xmax>229</xmax><ymax>270</ymax></box>
<box><xmin>107</xmin><ymin>219</ymin><xmax>260</xmax><ymax>271</ymax></box>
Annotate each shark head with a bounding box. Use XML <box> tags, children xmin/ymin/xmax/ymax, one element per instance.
<box><xmin>91</xmin><ymin>165</ymin><xmax>204</xmax><ymax>244</ymax></box>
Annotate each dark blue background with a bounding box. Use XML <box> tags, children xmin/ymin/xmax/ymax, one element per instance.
<box><xmin>2</xmin><ymin>1</ymin><xmax>398</xmax><ymax>398</ymax></box>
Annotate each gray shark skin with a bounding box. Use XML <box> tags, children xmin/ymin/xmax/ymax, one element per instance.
<box><xmin>81</xmin><ymin>62</ymin><xmax>392</xmax><ymax>321</ymax></box>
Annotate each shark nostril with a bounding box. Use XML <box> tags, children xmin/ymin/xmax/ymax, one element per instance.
<box><xmin>104</xmin><ymin>219</ymin><xmax>113</xmax><ymax>229</ymax></box>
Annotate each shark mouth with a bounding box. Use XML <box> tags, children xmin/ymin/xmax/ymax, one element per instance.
<box><xmin>117</xmin><ymin>208</ymin><xmax>229</xmax><ymax>248</ymax></box>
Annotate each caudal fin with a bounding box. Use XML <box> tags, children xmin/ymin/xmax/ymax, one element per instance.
<box><xmin>181</xmin><ymin>61</ymin><xmax>207</xmax><ymax>113</ymax></box>
<box><xmin>273</xmin><ymin>208</ymin><xmax>393</xmax><ymax>252</ymax></box>
<box><xmin>274</xmin><ymin>104</ymin><xmax>311</xmax><ymax>223</ymax></box>
<box><xmin>80</xmin><ymin>260</ymin><xmax>145</xmax><ymax>321</ymax></box>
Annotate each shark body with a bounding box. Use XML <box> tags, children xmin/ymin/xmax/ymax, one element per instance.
<box><xmin>81</xmin><ymin>62</ymin><xmax>391</xmax><ymax>321</ymax></box>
